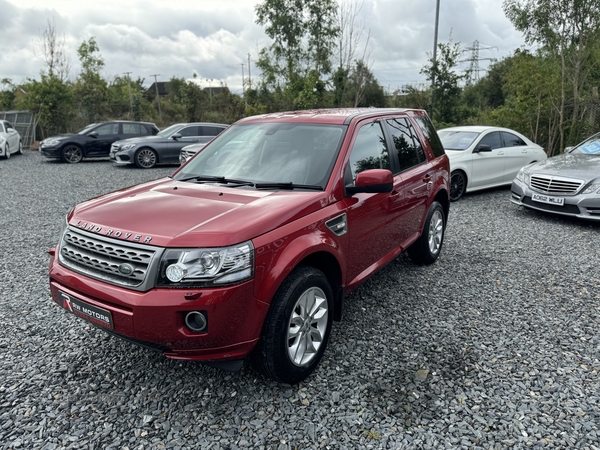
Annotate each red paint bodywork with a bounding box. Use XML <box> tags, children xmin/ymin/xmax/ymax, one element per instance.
<box><xmin>49</xmin><ymin>108</ymin><xmax>450</xmax><ymax>363</ymax></box>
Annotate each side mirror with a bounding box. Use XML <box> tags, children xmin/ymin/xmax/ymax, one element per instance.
<box><xmin>171</xmin><ymin>133</ymin><xmax>182</xmax><ymax>140</ymax></box>
<box><xmin>89</xmin><ymin>131</ymin><xmax>99</xmax><ymax>138</ymax></box>
<box><xmin>474</xmin><ymin>144</ymin><xmax>492</xmax><ymax>153</ymax></box>
<box><xmin>346</xmin><ymin>169</ymin><xmax>393</xmax><ymax>195</ymax></box>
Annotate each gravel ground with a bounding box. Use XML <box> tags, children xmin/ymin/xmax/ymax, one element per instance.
<box><xmin>1</xmin><ymin>150</ymin><xmax>599</xmax><ymax>450</ymax></box>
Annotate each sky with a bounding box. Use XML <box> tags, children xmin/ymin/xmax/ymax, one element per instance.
<box><xmin>0</xmin><ymin>0</ymin><xmax>527</xmax><ymax>95</ymax></box>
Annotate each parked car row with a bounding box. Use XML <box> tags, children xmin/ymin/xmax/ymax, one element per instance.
<box><xmin>38</xmin><ymin>120</ymin><xmax>227</xmax><ymax>168</ymax></box>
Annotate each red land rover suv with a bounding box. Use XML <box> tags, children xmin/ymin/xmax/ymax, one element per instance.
<box><xmin>49</xmin><ymin>108</ymin><xmax>450</xmax><ymax>383</ymax></box>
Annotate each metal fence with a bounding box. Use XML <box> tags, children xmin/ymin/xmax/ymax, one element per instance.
<box><xmin>0</xmin><ymin>110</ymin><xmax>37</xmax><ymax>149</ymax></box>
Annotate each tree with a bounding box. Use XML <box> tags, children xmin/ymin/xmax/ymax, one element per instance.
<box><xmin>35</xmin><ymin>19</ymin><xmax>71</xmax><ymax>81</ymax></box>
<box><xmin>255</xmin><ymin>0</ymin><xmax>339</xmax><ymax>109</ymax></box>
<box><xmin>73</xmin><ymin>37</ymin><xmax>108</xmax><ymax>124</ymax></box>
<box><xmin>504</xmin><ymin>0</ymin><xmax>600</xmax><ymax>150</ymax></box>
<box><xmin>0</xmin><ymin>79</ymin><xmax>16</xmax><ymax>110</ymax></box>
<box><xmin>421</xmin><ymin>39</ymin><xmax>466</xmax><ymax>125</ymax></box>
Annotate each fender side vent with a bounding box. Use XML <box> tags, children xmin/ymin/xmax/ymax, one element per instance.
<box><xmin>326</xmin><ymin>213</ymin><xmax>348</xmax><ymax>236</ymax></box>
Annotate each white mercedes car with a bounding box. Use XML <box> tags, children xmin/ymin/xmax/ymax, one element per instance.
<box><xmin>0</xmin><ymin>120</ymin><xmax>23</xmax><ymax>159</ymax></box>
<box><xmin>438</xmin><ymin>126</ymin><xmax>547</xmax><ymax>201</ymax></box>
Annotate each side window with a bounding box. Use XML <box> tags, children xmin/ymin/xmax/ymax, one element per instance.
<box><xmin>179</xmin><ymin>126</ymin><xmax>200</xmax><ymax>137</ymax></box>
<box><xmin>478</xmin><ymin>132</ymin><xmax>502</xmax><ymax>149</ymax></box>
<box><xmin>123</xmin><ymin>123</ymin><xmax>142</xmax><ymax>135</ymax></box>
<box><xmin>201</xmin><ymin>126</ymin><xmax>225</xmax><ymax>136</ymax></box>
<box><xmin>95</xmin><ymin>123</ymin><xmax>119</xmax><ymax>135</ymax></box>
<box><xmin>413</xmin><ymin>115</ymin><xmax>445</xmax><ymax>157</ymax></box>
<box><xmin>347</xmin><ymin>122</ymin><xmax>390</xmax><ymax>181</ymax></box>
<box><xmin>386</xmin><ymin>118</ymin><xmax>427</xmax><ymax>172</ymax></box>
<box><xmin>501</xmin><ymin>132</ymin><xmax>526</xmax><ymax>147</ymax></box>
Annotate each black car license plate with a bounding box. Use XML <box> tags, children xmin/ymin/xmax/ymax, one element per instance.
<box><xmin>58</xmin><ymin>291</ymin><xmax>113</xmax><ymax>330</ymax></box>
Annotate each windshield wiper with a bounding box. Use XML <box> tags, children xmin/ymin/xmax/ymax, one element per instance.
<box><xmin>179</xmin><ymin>175</ymin><xmax>255</xmax><ymax>187</ymax></box>
<box><xmin>254</xmin><ymin>182</ymin><xmax>323</xmax><ymax>191</ymax></box>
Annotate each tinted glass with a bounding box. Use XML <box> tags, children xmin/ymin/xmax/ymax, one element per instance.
<box><xmin>201</xmin><ymin>126</ymin><xmax>225</xmax><ymax>136</ymax></box>
<box><xmin>179</xmin><ymin>126</ymin><xmax>201</xmax><ymax>137</ymax></box>
<box><xmin>123</xmin><ymin>123</ymin><xmax>142</xmax><ymax>135</ymax></box>
<box><xmin>501</xmin><ymin>132</ymin><xmax>526</xmax><ymax>146</ymax></box>
<box><xmin>348</xmin><ymin>122</ymin><xmax>390</xmax><ymax>180</ymax></box>
<box><xmin>479</xmin><ymin>132</ymin><xmax>502</xmax><ymax>149</ymax></box>
<box><xmin>95</xmin><ymin>123</ymin><xmax>119</xmax><ymax>135</ymax></box>
<box><xmin>386</xmin><ymin>118</ymin><xmax>426</xmax><ymax>172</ymax></box>
<box><xmin>413</xmin><ymin>115</ymin><xmax>445</xmax><ymax>157</ymax></box>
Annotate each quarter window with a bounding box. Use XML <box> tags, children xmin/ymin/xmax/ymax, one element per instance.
<box><xmin>413</xmin><ymin>115</ymin><xmax>445</xmax><ymax>157</ymax></box>
<box><xmin>386</xmin><ymin>118</ymin><xmax>427</xmax><ymax>172</ymax></box>
<box><xmin>347</xmin><ymin>122</ymin><xmax>390</xmax><ymax>181</ymax></box>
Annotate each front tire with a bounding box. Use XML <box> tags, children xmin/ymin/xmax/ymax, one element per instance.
<box><xmin>3</xmin><ymin>144</ymin><xmax>9</xmax><ymax>159</ymax></box>
<box><xmin>61</xmin><ymin>145</ymin><xmax>83</xmax><ymax>164</ymax></box>
<box><xmin>252</xmin><ymin>266</ymin><xmax>333</xmax><ymax>384</ymax></box>
<box><xmin>450</xmin><ymin>170</ymin><xmax>466</xmax><ymax>202</ymax></box>
<box><xmin>17</xmin><ymin>141</ymin><xmax>23</xmax><ymax>155</ymax></box>
<box><xmin>407</xmin><ymin>201</ymin><xmax>445</xmax><ymax>265</ymax></box>
<box><xmin>134</xmin><ymin>148</ymin><xmax>157</xmax><ymax>169</ymax></box>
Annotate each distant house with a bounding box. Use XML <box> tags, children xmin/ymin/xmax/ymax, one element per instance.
<box><xmin>146</xmin><ymin>82</ymin><xmax>169</xmax><ymax>97</ymax></box>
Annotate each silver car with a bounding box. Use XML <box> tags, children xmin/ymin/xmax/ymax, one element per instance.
<box><xmin>111</xmin><ymin>122</ymin><xmax>227</xmax><ymax>168</ymax></box>
<box><xmin>510</xmin><ymin>132</ymin><xmax>600</xmax><ymax>221</ymax></box>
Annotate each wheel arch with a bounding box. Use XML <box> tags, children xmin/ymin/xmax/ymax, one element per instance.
<box><xmin>298</xmin><ymin>251</ymin><xmax>344</xmax><ymax>321</ymax></box>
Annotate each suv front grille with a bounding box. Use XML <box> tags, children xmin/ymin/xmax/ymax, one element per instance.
<box><xmin>529</xmin><ymin>175</ymin><xmax>583</xmax><ymax>195</ymax></box>
<box><xmin>59</xmin><ymin>227</ymin><xmax>159</xmax><ymax>289</ymax></box>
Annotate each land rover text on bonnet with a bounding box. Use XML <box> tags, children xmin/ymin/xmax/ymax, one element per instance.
<box><xmin>49</xmin><ymin>108</ymin><xmax>450</xmax><ymax>383</ymax></box>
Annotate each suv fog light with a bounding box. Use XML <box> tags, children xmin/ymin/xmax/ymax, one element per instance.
<box><xmin>185</xmin><ymin>311</ymin><xmax>207</xmax><ymax>332</ymax></box>
<box><xmin>166</xmin><ymin>263</ymin><xmax>187</xmax><ymax>282</ymax></box>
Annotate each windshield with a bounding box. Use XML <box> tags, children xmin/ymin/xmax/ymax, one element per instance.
<box><xmin>76</xmin><ymin>123</ymin><xmax>98</xmax><ymax>135</ymax></box>
<box><xmin>157</xmin><ymin>124</ymin><xmax>185</xmax><ymax>137</ymax></box>
<box><xmin>175</xmin><ymin>122</ymin><xmax>346</xmax><ymax>189</ymax></box>
<box><xmin>438</xmin><ymin>130</ymin><xmax>480</xmax><ymax>151</ymax></box>
<box><xmin>572</xmin><ymin>133</ymin><xmax>600</xmax><ymax>155</ymax></box>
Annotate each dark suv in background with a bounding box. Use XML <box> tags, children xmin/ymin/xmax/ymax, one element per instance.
<box><xmin>40</xmin><ymin>121</ymin><xmax>159</xmax><ymax>163</ymax></box>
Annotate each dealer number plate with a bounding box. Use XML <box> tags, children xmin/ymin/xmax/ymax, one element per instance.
<box><xmin>58</xmin><ymin>291</ymin><xmax>114</xmax><ymax>330</ymax></box>
<box><xmin>531</xmin><ymin>193</ymin><xmax>564</xmax><ymax>206</ymax></box>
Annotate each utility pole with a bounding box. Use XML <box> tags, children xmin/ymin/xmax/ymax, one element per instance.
<box><xmin>150</xmin><ymin>74</ymin><xmax>162</xmax><ymax>122</ymax></box>
<box><xmin>207</xmin><ymin>79</ymin><xmax>213</xmax><ymax>105</ymax></box>
<box><xmin>248</xmin><ymin>53</ymin><xmax>251</xmax><ymax>90</ymax></box>
<box><xmin>123</xmin><ymin>72</ymin><xmax>133</xmax><ymax>119</ymax></box>
<box><xmin>429</xmin><ymin>0</ymin><xmax>440</xmax><ymax>121</ymax></box>
<box><xmin>240</xmin><ymin>63</ymin><xmax>245</xmax><ymax>96</ymax></box>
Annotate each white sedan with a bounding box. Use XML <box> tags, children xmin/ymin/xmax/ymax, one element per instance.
<box><xmin>438</xmin><ymin>126</ymin><xmax>547</xmax><ymax>201</ymax></box>
<box><xmin>0</xmin><ymin>120</ymin><xmax>23</xmax><ymax>159</ymax></box>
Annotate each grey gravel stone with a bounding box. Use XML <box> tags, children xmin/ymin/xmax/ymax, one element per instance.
<box><xmin>1</xmin><ymin>151</ymin><xmax>600</xmax><ymax>449</ymax></box>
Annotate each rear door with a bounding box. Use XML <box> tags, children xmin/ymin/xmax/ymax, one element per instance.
<box><xmin>500</xmin><ymin>131</ymin><xmax>531</xmax><ymax>183</ymax></box>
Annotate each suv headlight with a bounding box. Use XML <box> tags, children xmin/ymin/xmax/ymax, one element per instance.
<box><xmin>157</xmin><ymin>241</ymin><xmax>254</xmax><ymax>287</ymax></box>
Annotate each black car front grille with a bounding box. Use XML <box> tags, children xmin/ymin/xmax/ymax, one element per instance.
<box><xmin>529</xmin><ymin>175</ymin><xmax>583</xmax><ymax>195</ymax></box>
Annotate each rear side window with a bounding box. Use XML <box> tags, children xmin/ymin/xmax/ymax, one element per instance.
<box><xmin>501</xmin><ymin>132</ymin><xmax>526</xmax><ymax>147</ymax></box>
<box><xmin>413</xmin><ymin>115</ymin><xmax>445</xmax><ymax>158</ymax></box>
<box><xmin>201</xmin><ymin>126</ymin><xmax>225</xmax><ymax>136</ymax></box>
<box><xmin>123</xmin><ymin>123</ymin><xmax>144</xmax><ymax>135</ymax></box>
<box><xmin>385</xmin><ymin>118</ymin><xmax>427</xmax><ymax>172</ymax></box>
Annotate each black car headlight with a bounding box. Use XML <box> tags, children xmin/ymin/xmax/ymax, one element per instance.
<box><xmin>157</xmin><ymin>241</ymin><xmax>254</xmax><ymax>287</ymax></box>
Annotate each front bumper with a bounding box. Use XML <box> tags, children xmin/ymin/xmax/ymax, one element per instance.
<box><xmin>510</xmin><ymin>179</ymin><xmax>600</xmax><ymax>221</ymax></box>
<box><xmin>40</xmin><ymin>145</ymin><xmax>61</xmax><ymax>159</ymax></box>
<box><xmin>110</xmin><ymin>146</ymin><xmax>134</xmax><ymax>165</ymax></box>
<box><xmin>49</xmin><ymin>253</ymin><xmax>270</xmax><ymax>362</ymax></box>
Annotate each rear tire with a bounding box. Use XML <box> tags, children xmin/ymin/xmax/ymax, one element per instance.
<box><xmin>3</xmin><ymin>144</ymin><xmax>9</xmax><ymax>159</ymax></box>
<box><xmin>407</xmin><ymin>201</ymin><xmax>445</xmax><ymax>265</ymax></box>
<box><xmin>252</xmin><ymin>266</ymin><xmax>333</xmax><ymax>384</ymax></box>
